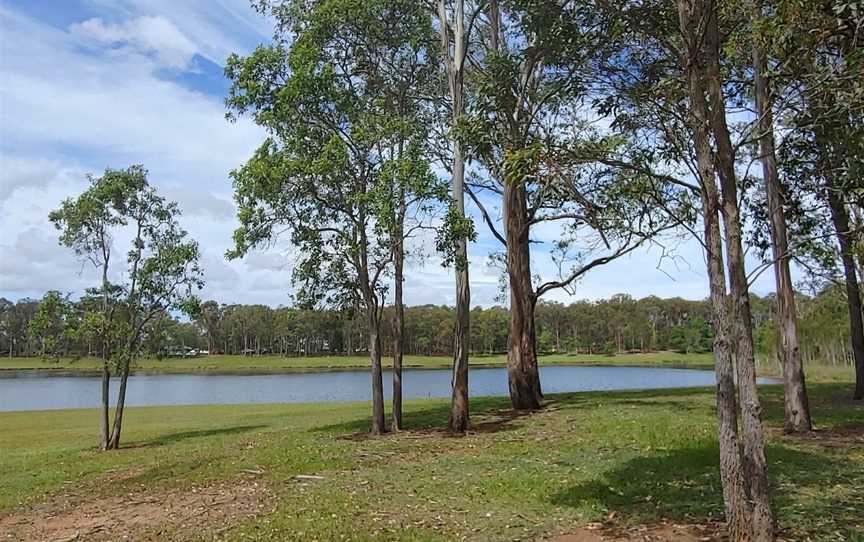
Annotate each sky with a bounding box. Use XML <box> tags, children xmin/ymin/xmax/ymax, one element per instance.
<box><xmin>0</xmin><ymin>0</ymin><xmax>784</xmax><ymax>308</ymax></box>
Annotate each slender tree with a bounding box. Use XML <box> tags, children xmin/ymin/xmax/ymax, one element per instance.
<box><xmin>436</xmin><ymin>0</ymin><xmax>473</xmax><ymax>432</ymax></box>
<box><xmin>227</xmin><ymin>0</ymin><xmax>438</xmax><ymax>434</ymax></box>
<box><xmin>749</xmin><ymin>0</ymin><xmax>811</xmax><ymax>431</ymax></box>
<box><xmin>51</xmin><ymin>166</ymin><xmax>202</xmax><ymax>449</ymax></box>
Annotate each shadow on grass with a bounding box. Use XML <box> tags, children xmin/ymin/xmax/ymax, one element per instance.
<box><xmin>549</xmin><ymin>438</ymin><xmax>854</xmax><ymax>533</ymax></box>
<box><xmin>313</xmin><ymin>387</ymin><xmax>715</xmax><ymax>437</ymax></box>
<box><xmin>125</xmin><ymin>424</ymin><xmax>267</xmax><ymax>448</ymax></box>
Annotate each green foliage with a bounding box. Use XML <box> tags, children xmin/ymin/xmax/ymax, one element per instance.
<box><xmin>28</xmin><ymin>292</ymin><xmax>77</xmax><ymax>360</ymax></box>
<box><xmin>226</xmin><ymin>0</ymin><xmax>442</xmax><ymax>311</ymax></box>
<box><xmin>435</xmin><ymin>204</ymin><xmax>477</xmax><ymax>270</ymax></box>
<box><xmin>49</xmin><ymin>166</ymin><xmax>203</xmax><ymax>368</ymax></box>
<box><xmin>669</xmin><ymin>318</ymin><xmax>714</xmax><ymax>354</ymax></box>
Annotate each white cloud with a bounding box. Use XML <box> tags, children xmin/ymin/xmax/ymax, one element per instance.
<box><xmin>70</xmin><ymin>16</ymin><xmax>198</xmax><ymax>69</ymax></box>
<box><xmin>82</xmin><ymin>0</ymin><xmax>272</xmax><ymax>63</ymax></box>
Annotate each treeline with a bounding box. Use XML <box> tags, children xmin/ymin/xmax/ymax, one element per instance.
<box><xmin>3</xmin><ymin>287</ymin><xmax>853</xmax><ymax>365</ymax></box>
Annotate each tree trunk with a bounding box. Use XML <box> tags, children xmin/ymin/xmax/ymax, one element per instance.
<box><xmin>100</xmin><ymin>356</ymin><xmax>110</xmax><ymax>450</ymax></box>
<box><xmin>449</xmin><ymin>139</ymin><xmax>470</xmax><ymax>432</ymax></box>
<box><xmin>704</xmin><ymin>7</ymin><xmax>774</xmax><ymax>539</ymax></box>
<box><xmin>107</xmin><ymin>359</ymin><xmax>131</xmax><ymax>449</ymax></box>
<box><xmin>827</xmin><ymin>186</ymin><xmax>864</xmax><ymax>399</ymax></box>
<box><xmin>675</xmin><ymin>6</ymin><xmax>752</xmax><ymax>532</ymax></box>
<box><xmin>392</xmin><ymin>196</ymin><xmax>405</xmax><ymax>431</ymax></box>
<box><xmin>750</xmin><ymin>0</ymin><xmax>811</xmax><ymax>432</ymax></box>
<box><xmin>439</xmin><ymin>0</ymin><xmax>471</xmax><ymax>433</ymax></box>
<box><xmin>99</xmin><ymin>253</ymin><xmax>111</xmax><ymax>451</ymax></box>
<box><xmin>368</xmin><ymin>309</ymin><xmax>386</xmax><ymax>434</ymax></box>
<box><xmin>505</xmin><ymin>177</ymin><xmax>541</xmax><ymax>410</ymax></box>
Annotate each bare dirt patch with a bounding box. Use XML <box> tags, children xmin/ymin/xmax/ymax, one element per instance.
<box><xmin>546</xmin><ymin>521</ymin><xmax>725</xmax><ymax>542</ymax></box>
<box><xmin>785</xmin><ymin>426</ymin><xmax>864</xmax><ymax>448</ymax></box>
<box><xmin>0</xmin><ymin>479</ymin><xmax>273</xmax><ymax>541</ymax></box>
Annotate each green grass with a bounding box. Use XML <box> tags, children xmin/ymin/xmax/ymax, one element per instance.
<box><xmin>0</xmin><ymin>351</ymin><xmax>716</xmax><ymax>374</ymax></box>
<box><xmin>1</xmin><ymin>383</ymin><xmax>861</xmax><ymax>540</ymax></box>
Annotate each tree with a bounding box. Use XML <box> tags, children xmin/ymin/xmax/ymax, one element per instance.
<box><xmin>457</xmin><ymin>1</ymin><xmax>679</xmax><ymax>410</ymax></box>
<box><xmin>768</xmin><ymin>0</ymin><xmax>864</xmax><ymax>400</ymax></box>
<box><xmin>226</xmin><ymin>0</ymin><xmax>438</xmax><ymax>434</ymax></box>
<box><xmin>51</xmin><ymin>166</ymin><xmax>202</xmax><ymax>449</ymax></box>
<box><xmin>28</xmin><ymin>291</ymin><xmax>77</xmax><ymax>359</ymax></box>
<box><xmin>436</xmin><ymin>0</ymin><xmax>475</xmax><ymax>432</ymax></box>
<box><xmin>196</xmin><ymin>300</ymin><xmax>224</xmax><ymax>354</ymax></box>
<box><xmin>589</xmin><ymin>0</ymin><xmax>775</xmax><ymax>536</ymax></box>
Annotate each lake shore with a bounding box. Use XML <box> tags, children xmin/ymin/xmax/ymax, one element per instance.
<box><xmin>2</xmin><ymin>352</ymin><xmax>855</xmax><ymax>385</ymax></box>
<box><xmin>0</xmin><ymin>351</ymin><xmax>718</xmax><ymax>375</ymax></box>
<box><xmin>0</xmin><ymin>382</ymin><xmax>860</xmax><ymax>541</ymax></box>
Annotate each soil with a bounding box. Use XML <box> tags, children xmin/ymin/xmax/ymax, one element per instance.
<box><xmin>546</xmin><ymin>521</ymin><xmax>724</xmax><ymax>541</ymax></box>
<box><xmin>0</xmin><ymin>479</ymin><xmax>272</xmax><ymax>541</ymax></box>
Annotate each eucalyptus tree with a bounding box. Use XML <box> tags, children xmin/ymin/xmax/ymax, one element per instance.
<box><xmin>587</xmin><ymin>0</ymin><xmax>777</xmax><ymax>537</ymax></box>
<box><xmin>456</xmin><ymin>1</ymin><xmax>680</xmax><ymax>410</ymax></box>
<box><xmin>747</xmin><ymin>0</ymin><xmax>811</xmax><ymax>430</ymax></box>
<box><xmin>435</xmin><ymin>0</ymin><xmax>477</xmax><ymax>431</ymax></box>
<box><xmin>767</xmin><ymin>0</ymin><xmax>864</xmax><ymax>400</ymax></box>
<box><xmin>226</xmin><ymin>0</ymin><xmax>440</xmax><ymax>434</ymax></box>
<box><xmin>51</xmin><ymin>166</ymin><xmax>202</xmax><ymax>449</ymax></box>
<box><xmin>196</xmin><ymin>300</ymin><xmax>224</xmax><ymax>353</ymax></box>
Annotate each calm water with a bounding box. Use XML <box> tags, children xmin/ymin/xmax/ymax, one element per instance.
<box><xmin>0</xmin><ymin>366</ymin><xmax>775</xmax><ymax>412</ymax></box>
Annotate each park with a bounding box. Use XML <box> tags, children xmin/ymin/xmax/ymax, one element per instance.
<box><xmin>0</xmin><ymin>0</ymin><xmax>863</xmax><ymax>541</ymax></box>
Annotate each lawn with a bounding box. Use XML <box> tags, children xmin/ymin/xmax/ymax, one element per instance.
<box><xmin>1</xmin><ymin>382</ymin><xmax>861</xmax><ymax>541</ymax></box>
<box><xmin>0</xmin><ymin>351</ymin><xmax>716</xmax><ymax>374</ymax></box>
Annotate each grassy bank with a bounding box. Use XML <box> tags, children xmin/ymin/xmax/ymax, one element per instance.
<box><xmin>0</xmin><ymin>351</ymin><xmax>717</xmax><ymax>374</ymax></box>
<box><xmin>1</xmin><ymin>383</ymin><xmax>861</xmax><ymax>541</ymax></box>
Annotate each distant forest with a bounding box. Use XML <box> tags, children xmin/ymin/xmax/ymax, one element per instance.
<box><xmin>2</xmin><ymin>285</ymin><xmax>851</xmax><ymax>365</ymax></box>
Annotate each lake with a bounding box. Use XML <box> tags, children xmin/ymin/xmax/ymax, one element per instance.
<box><xmin>0</xmin><ymin>366</ymin><xmax>776</xmax><ymax>412</ymax></box>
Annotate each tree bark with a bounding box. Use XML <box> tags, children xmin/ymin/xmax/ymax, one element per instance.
<box><xmin>750</xmin><ymin>0</ymin><xmax>811</xmax><ymax>432</ymax></box>
<box><xmin>100</xmin><ymin>358</ymin><xmax>110</xmax><ymax>450</ymax></box>
<box><xmin>107</xmin><ymin>360</ymin><xmax>130</xmax><ymax>449</ymax></box>
<box><xmin>392</xmin><ymin>195</ymin><xmax>405</xmax><ymax>431</ymax></box>
<box><xmin>505</xmin><ymin>177</ymin><xmax>541</xmax><ymax>410</ymax></box>
<box><xmin>827</xmin><ymin>186</ymin><xmax>864</xmax><ymax>399</ymax></box>
<box><xmin>450</xmin><ymin>139</ymin><xmax>471</xmax><ymax>431</ymax></box>
<box><xmin>368</xmin><ymin>309</ymin><xmax>386</xmax><ymax>434</ymax></box>
<box><xmin>704</xmin><ymin>7</ymin><xmax>774</xmax><ymax>539</ymax></box>
<box><xmin>676</xmin><ymin>3</ymin><xmax>751</xmax><ymax>534</ymax></box>
<box><xmin>99</xmin><ymin>251</ymin><xmax>110</xmax><ymax>451</ymax></box>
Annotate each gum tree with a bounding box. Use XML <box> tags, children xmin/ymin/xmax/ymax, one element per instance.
<box><xmin>459</xmin><ymin>0</ymin><xmax>680</xmax><ymax>410</ymax></box>
<box><xmin>226</xmin><ymin>0</ymin><xmax>439</xmax><ymax>434</ymax></box>
<box><xmin>51</xmin><ymin>166</ymin><xmax>202</xmax><ymax>449</ymax></box>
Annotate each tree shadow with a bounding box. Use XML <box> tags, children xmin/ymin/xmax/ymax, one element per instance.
<box><xmin>124</xmin><ymin>424</ymin><xmax>267</xmax><ymax>448</ymax></box>
<box><xmin>312</xmin><ymin>388</ymin><xmax>698</xmax><ymax>437</ymax></box>
<box><xmin>313</xmin><ymin>395</ymin><xmax>550</xmax><ymax>437</ymax></box>
<box><xmin>548</xmin><ymin>439</ymin><xmax>853</xmax><ymax>530</ymax></box>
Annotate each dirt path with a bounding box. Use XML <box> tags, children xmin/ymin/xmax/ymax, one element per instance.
<box><xmin>545</xmin><ymin>521</ymin><xmax>724</xmax><ymax>542</ymax></box>
<box><xmin>0</xmin><ymin>479</ymin><xmax>273</xmax><ymax>541</ymax></box>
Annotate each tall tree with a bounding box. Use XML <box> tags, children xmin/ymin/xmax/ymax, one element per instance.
<box><xmin>460</xmin><ymin>1</ymin><xmax>677</xmax><ymax>410</ymax></box>
<box><xmin>590</xmin><ymin>0</ymin><xmax>776</xmax><ymax>536</ymax></box>
<box><xmin>227</xmin><ymin>0</ymin><xmax>438</xmax><ymax>434</ymax></box>
<box><xmin>749</xmin><ymin>0</ymin><xmax>811</xmax><ymax>431</ymax></box>
<box><xmin>771</xmin><ymin>0</ymin><xmax>864</xmax><ymax>399</ymax></box>
<box><xmin>436</xmin><ymin>0</ymin><xmax>473</xmax><ymax>432</ymax></box>
<box><xmin>702</xmin><ymin>7</ymin><xmax>774</xmax><ymax>537</ymax></box>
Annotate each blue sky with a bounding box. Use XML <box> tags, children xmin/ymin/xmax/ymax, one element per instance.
<box><xmin>0</xmin><ymin>0</ymin><xmax>782</xmax><ymax>307</ymax></box>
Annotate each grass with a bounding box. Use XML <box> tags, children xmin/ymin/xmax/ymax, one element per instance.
<box><xmin>0</xmin><ymin>351</ymin><xmax>717</xmax><ymax>374</ymax></box>
<box><xmin>1</xmin><ymin>382</ymin><xmax>861</xmax><ymax>540</ymax></box>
